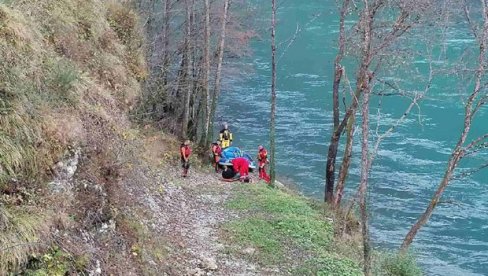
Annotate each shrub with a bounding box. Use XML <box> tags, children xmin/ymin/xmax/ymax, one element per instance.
<box><xmin>378</xmin><ymin>252</ymin><xmax>422</xmax><ymax>276</ymax></box>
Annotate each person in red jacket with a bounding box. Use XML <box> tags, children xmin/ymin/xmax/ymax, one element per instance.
<box><xmin>257</xmin><ymin>145</ymin><xmax>271</xmax><ymax>183</ymax></box>
<box><xmin>180</xmin><ymin>140</ymin><xmax>192</xmax><ymax>177</ymax></box>
<box><xmin>231</xmin><ymin>157</ymin><xmax>250</xmax><ymax>182</ymax></box>
<box><xmin>211</xmin><ymin>141</ymin><xmax>222</xmax><ymax>173</ymax></box>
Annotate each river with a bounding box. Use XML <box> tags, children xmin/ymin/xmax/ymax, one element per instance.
<box><xmin>217</xmin><ymin>1</ymin><xmax>488</xmax><ymax>275</ymax></box>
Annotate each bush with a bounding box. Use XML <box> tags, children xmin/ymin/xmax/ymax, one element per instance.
<box><xmin>378</xmin><ymin>252</ymin><xmax>422</xmax><ymax>276</ymax></box>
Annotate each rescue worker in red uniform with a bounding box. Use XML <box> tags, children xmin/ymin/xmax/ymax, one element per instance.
<box><xmin>180</xmin><ymin>140</ymin><xmax>192</xmax><ymax>177</ymax></box>
<box><xmin>211</xmin><ymin>141</ymin><xmax>222</xmax><ymax>173</ymax></box>
<box><xmin>257</xmin><ymin>145</ymin><xmax>271</xmax><ymax>183</ymax></box>
<box><xmin>231</xmin><ymin>157</ymin><xmax>250</xmax><ymax>182</ymax></box>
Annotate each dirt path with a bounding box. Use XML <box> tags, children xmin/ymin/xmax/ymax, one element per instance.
<box><xmin>125</xmin><ymin>162</ymin><xmax>261</xmax><ymax>276</ymax></box>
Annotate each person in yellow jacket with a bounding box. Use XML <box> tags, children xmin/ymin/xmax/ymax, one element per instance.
<box><xmin>219</xmin><ymin>122</ymin><xmax>233</xmax><ymax>148</ymax></box>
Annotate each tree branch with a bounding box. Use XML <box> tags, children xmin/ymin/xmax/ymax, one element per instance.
<box><xmin>451</xmin><ymin>162</ymin><xmax>488</xmax><ymax>180</ymax></box>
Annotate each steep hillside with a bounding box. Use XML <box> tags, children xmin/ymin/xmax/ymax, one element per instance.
<box><xmin>0</xmin><ymin>0</ymin><xmax>146</xmax><ymax>273</ymax></box>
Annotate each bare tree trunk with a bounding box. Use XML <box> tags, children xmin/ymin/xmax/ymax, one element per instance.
<box><xmin>401</xmin><ymin>0</ymin><xmax>488</xmax><ymax>251</ymax></box>
<box><xmin>269</xmin><ymin>0</ymin><xmax>277</xmax><ymax>186</ymax></box>
<box><xmin>201</xmin><ymin>0</ymin><xmax>211</xmax><ymax>147</ymax></box>
<box><xmin>208</xmin><ymin>0</ymin><xmax>231</xmax><ymax>143</ymax></box>
<box><xmin>334</xmin><ymin>113</ymin><xmax>355</xmax><ymax>207</ymax></box>
<box><xmin>161</xmin><ymin>0</ymin><xmax>171</xmax><ymax>87</ymax></box>
<box><xmin>325</xmin><ymin>85</ymin><xmax>362</xmax><ymax>202</ymax></box>
<box><xmin>358</xmin><ymin>1</ymin><xmax>375</xmax><ymax>273</ymax></box>
<box><xmin>359</xmin><ymin>84</ymin><xmax>371</xmax><ymax>276</ymax></box>
<box><xmin>325</xmin><ymin>0</ymin><xmax>350</xmax><ymax>203</ymax></box>
<box><xmin>181</xmin><ymin>0</ymin><xmax>193</xmax><ymax>138</ymax></box>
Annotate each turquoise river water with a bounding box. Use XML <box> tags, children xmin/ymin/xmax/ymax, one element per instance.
<box><xmin>217</xmin><ymin>1</ymin><xmax>487</xmax><ymax>275</ymax></box>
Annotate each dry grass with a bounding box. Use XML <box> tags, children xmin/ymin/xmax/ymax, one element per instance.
<box><xmin>0</xmin><ymin>0</ymin><xmax>145</xmax><ymax>187</ymax></box>
<box><xmin>0</xmin><ymin>207</ymin><xmax>51</xmax><ymax>273</ymax></box>
<box><xmin>0</xmin><ymin>0</ymin><xmax>147</xmax><ymax>273</ymax></box>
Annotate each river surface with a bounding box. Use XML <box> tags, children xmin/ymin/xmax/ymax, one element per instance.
<box><xmin>217</xmin><ymin>1</ymin><xmax>487</xmax><ymax>275</ymax></box>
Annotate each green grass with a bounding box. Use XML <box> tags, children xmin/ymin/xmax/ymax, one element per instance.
<box><xmin>223</xmin><ymin>184</ymin><xmax>361</xmax><ymax>274</ymax></box>
<box><xmin>226</xmin><ymin>183</ymin><xmax>317</xmax><ymax>215</ymax></box>
<box><xmin>224</xmin><ymin>218</ymin><xmax>283</xmax><ymax>265</ymax></box>
<box><xmin>223</xmin><ymin>184</ymin><xmax>423</xmax><ymax>275</ymax></box>
<box><xmin>294</xmin><ymin>254</ymin><xmax>362</xmax><ymax>276</ymax></box>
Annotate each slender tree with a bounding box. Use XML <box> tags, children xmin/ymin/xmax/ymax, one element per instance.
<box><xmin>161</xmin><ymin>0</ymin><xmax>172</xmax><ymax>87</ymax></box>
<box><xmin>181</xmin><ymin>0</ymin><xmax>193</xmax><ymax>138</ymax></box>
<box><xmin>209</xmin><ymin>0</ymin><xmax>231</xmax><ymax>143</ymax></box>
<box><xmin>326</xmin><ymin>0</ymin><xmax>350</xmax><ymax>204</ymax></box>
<box><xmin>325</xmin><ymin>0</ymin><xmax>429</xmax><ymax>205</ymax></box>
<box><xmin>357</xmin><ymin>1</ymin><xmax>375</xmax><ymax>273</ymax></box>
<box><xmin>329</xmin><ymin>0</ymin><xmax>351</xmax><ymax>207</ymax></box>
<box><xmin>401</xmin><ymin>0</ymin><xmax>488</xmax><ymax>251</ymax></box>
<box><xmin>269</xmin><ymin>0</ymin><xmax>277</xmax><ymax>186</ymax></box>
<box><xmin>200</xmin><ymin>0</ymin><xmax>211</xmax><ymax>147</ymax></box>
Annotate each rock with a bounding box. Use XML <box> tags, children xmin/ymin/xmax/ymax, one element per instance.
<box><xmin>200</xmin><ymin>257</ymin><xmax>218</xmax><ymax>271</ymax></box>
<box><xmin>242</xmin><ymin>247</ymin><xmax>256</xmax><ymax>255</ymax></box>
<box><xmin>187</xmin><ymin>267</ymin><xmax>205</xmax><ymax>276</ymax></box>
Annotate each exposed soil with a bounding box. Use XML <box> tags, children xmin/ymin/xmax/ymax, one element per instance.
<box><xmin>123</xmin><ymin>162</ymin><xmax>264</xmax><ymax>275</ymax></box>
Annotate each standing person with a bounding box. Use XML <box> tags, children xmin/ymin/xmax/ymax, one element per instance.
<box><xmin>211</xmin><ymin>140</ymin><xmax>222</xmax><ymax>173</ymax></box>
<box><xmin>257</xmin><ymin>145</ymin><xmax>271</xmax><ymax>183</ymax></box>
<box><xmin>180</xmin><ymin>140</ymin><xmax>192</xmax><ymax>177</ymax></box>
<box><xmin>219</xmin><ymin>122</ymin><xmax>233</xmax><ymax>148</ymax></box>
<box><xmin>231</xmin><ymin>157</ymin><xmax>250</xmax><ymax>182</ymax></box>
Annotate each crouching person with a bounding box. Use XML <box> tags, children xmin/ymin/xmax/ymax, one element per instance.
<box><xmin>231</xmin><ymin>157</ymin><xmax>251</xmax><ymax>183</ymax></box>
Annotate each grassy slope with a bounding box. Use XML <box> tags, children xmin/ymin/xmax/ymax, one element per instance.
<box><xmin>221</xmin><ymin>184</ymin><xmax>422</xmax><ymax>276</ymax></box>
<box><xmin>0</xmin><ymin>0</ymin><xmax>145</xmax><ymax>273</ymax></box>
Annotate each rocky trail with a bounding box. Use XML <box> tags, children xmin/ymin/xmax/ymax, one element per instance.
<box><xmin>122</xmin><ymin>160</ymin><xmax>262</xmax><ymax>276</ymax></box>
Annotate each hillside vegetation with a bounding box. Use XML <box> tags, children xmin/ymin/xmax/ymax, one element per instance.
<box><xmin>0</xmin><ymin>0</ymin><xmax>146</xmax><ymax>273</ymax></box>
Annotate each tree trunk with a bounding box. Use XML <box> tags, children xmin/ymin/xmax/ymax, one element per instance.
<box><xmin>334</xmin><ymin>112</ymin><xmax>355</xmax><ymax>207</ymax></box>
<box><xmin>269</xmin><ymin>0</ymin><xmax>277</xmax><ymax>186</ymax></box>
<box><xmin>359</xmin><ymin>84</ymin><xmax>371</xmax><ymax>276</ymax></box>
<box><xmin>333</xmin><ymin>0</ymin><xmax>350</xmax><ymax>129</ymax></box>
<box><xmin>325</xmin><ymin>86</ymin><xmax>362</xmax><ymax>203</ymax></box>
<box><xmin>161</xmin><ymin>0</ymin><xmax>171</xmax><ymax>87</ymax></box>
<box><xmin>325</xmin><ymin>0</ymin><xmax>349</xmax><ymax>203</ymax></box>
<box><xmin>325</xmin><ymin>0</ymin><xmax>350</xmax><ymax>203</ymax></box>
<box><xmin>358</xmin><ymin>1</ymin><xmax>374</xmax><ymax>273</ymax></box>
<box><xmin>181</xmin><ymin>0</ymin><xmax>193</xmax><ymax>138</ymax></box>
<box><xmin>401</xmin><ymin>0</ymin><xmax>488</xmax><ymax>251</ymax></box>
<box><xmin>208</xmin><ymin>0</ymin><xmax>231</xmax><ymax>144</ymax></box>
<box><xmin>201</xmin><ymin>0</ymin><xmax>211</xmax><ymax>147</ymax></box>
<box><xmin>325</xmin><ymin>134</ymin><xmax>340</xmax><ymax>202</ymax></box>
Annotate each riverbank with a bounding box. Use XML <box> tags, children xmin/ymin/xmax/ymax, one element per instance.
<box><xmin>122</xmin><ymin>130</ymin><xmax>423</xmax><ymax>275</ymax></box>
<box><xmin>5</xmin><ymin>128</ymin><xmax>421</xmax><ymax>275</ymax></box>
